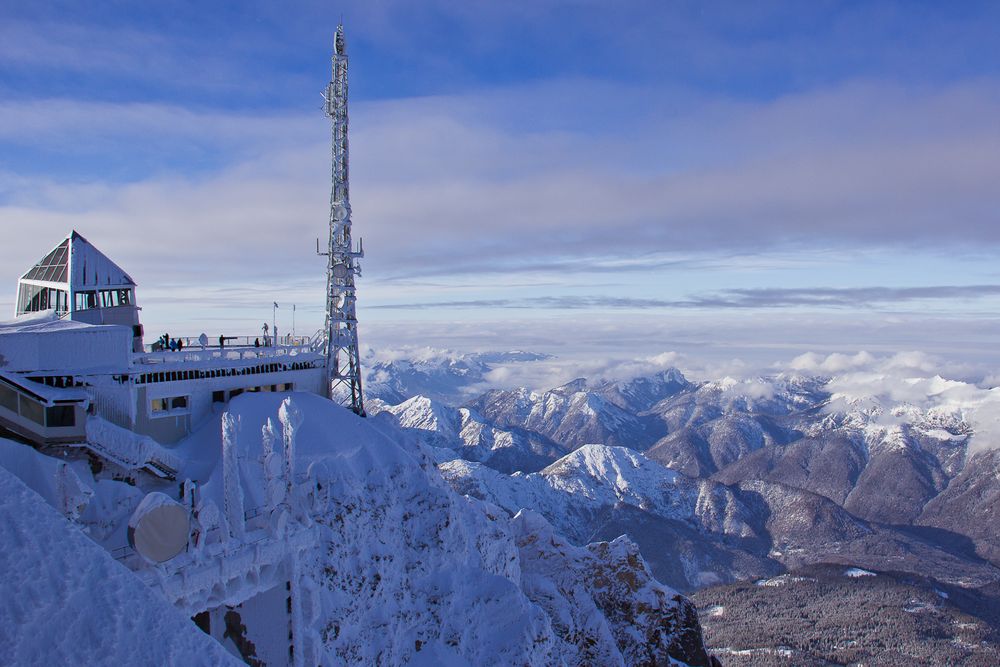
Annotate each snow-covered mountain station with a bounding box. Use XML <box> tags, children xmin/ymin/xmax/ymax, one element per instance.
<box><xmin>1</xmin><ymin>231</ymin><xmax>325</xmax><ymax>457</ymax></box>
<box><xmin>0</xmin><ymin>230</ymin><xmax>331</xmax><ymax>663</ymax></box>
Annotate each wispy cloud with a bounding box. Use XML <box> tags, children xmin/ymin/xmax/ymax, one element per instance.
<box><xmin>690</xmin><ymin>285</ymin><xmax>1000</xmax><ymax>309</ymax></box>
<box><xmin>6</xmin><ymin>78</ymin><xmax>1000</xmax><ymax>256</ymax></box>
<box><xmin>4</xmin><ymin>79</ymin><xmax>1000</xmax><ymax>277</ymax></box>
<box><xmin>370</xmin><ymin>285</ymin><xmax>1000</xmax><ymax>311</ymax></box>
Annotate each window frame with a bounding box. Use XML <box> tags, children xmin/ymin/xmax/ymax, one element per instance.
<box><xmin>149</xmin><ymin>394</ymin><xmax>191</xmax><ymax>418</ymax></box>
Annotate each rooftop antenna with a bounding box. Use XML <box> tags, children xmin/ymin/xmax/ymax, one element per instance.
<box><xmin>318</xmin><ymin>22</ymin><xmax>366</xmax><ymax>416</ymax></box>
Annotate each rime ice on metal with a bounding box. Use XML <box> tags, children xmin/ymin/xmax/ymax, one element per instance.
<box><xmin>319</xmin><ymin>24</ymin><xmax>366</xmax><ymax>416</ymax></box>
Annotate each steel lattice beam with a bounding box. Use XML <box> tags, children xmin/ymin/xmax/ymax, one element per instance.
<box><xmin>320</xmin><ymin>24</ymin><xmax>366</xmax><ymax>417</ymax></box>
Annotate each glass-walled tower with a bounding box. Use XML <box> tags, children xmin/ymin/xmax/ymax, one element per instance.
<box><xmin>16</xmin><ymin>230</ymin><xmax>144</xmax><ymax>351</ymax></box>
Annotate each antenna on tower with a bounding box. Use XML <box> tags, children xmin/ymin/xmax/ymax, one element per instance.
<box><xmin>319</xmin><ymin>22</ymin><xmax>366</xmax><ymax>417</ymax></box>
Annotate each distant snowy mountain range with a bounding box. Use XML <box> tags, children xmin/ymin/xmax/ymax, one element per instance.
<box><xmin>364</xmin><ymin>348</ymin><xmax>553</xmax><ymax>405</ymax></box>
<box><xmin>368</xmin><ymin>351</ymin><xmax>1000</xmax><ymax>596</ymax></box>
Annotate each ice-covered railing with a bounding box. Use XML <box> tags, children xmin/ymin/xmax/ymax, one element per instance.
<box><xmin>143</xmin><ymin>334</ymin><xmax>315</xmax><ymax>353</ymax></box>
<box><xmin>84</xmin><ymin>416</ymin><xmax>181</xmax><ymax>477</ymax></box>
<box><xmin>144</xmin><ymin>334</ymin><xmax>313</xmax><ymax>352</ymax></box>
<box><xmin>134</xmin><ymin>342</ymin><xmax>322</xmax><ymax>367</ymax></box>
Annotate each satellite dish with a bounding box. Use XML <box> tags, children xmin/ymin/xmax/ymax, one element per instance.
<box><xmin>333</xmin><ymin>263</ymin><xmax>348</xmax><ymax>279</ymax></box>
<box><xmin>333</xmin><ymin>204</ymin><xmax>348</xmax><ymax>221</ymax></box>
<box><xmin>127</xmin><ymin>492</ymin><xmax>190</xmax><ymax>563</ymax></box>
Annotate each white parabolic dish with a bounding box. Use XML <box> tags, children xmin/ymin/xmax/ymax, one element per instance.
<box><xmin>127</xmin><ymin>492</ymin><xmax>190</xmax><ymax>563</ymax></box>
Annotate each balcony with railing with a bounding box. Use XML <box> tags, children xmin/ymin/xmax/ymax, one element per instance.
<box><xmin>135</xmin><ymin>332</ymin><xmax>323</xmax><ymax>368</ymax></box>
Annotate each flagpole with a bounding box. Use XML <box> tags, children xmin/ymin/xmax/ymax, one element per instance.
<box><xmin>272</xmin><ymin>302</ymin><xmax>278</xmax><ymax>347</ymax></box>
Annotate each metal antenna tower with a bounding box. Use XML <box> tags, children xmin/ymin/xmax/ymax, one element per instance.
<box><xmin>319</xmin><ymin>23</ymin><xmax>366</xmax><ymax>416</ymax></box>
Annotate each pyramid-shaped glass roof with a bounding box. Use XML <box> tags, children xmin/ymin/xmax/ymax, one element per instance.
<box><xmin>19</xmin><ymin>231</ymin><xmax>136</xmax><ymax>289</ymax></box>
<box><xmin>22</xmin><ymin>238</ymin><xmax>69</xmax><ymax>283</ymax></box>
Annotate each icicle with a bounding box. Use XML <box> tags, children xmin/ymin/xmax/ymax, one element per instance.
<box><xmin>278</xmin><ymin>398</ymin><xmax>303</xmax><ymax>508</ymax></box>
<box><xmin>222</xmin><ymin>412</ymin><xmax>245</xmax><ymax>540</ymax></box>
<box><xmin>261</xmin><ymin>417</ymin><xmax>285</xmax><ymax>508</ymax></box>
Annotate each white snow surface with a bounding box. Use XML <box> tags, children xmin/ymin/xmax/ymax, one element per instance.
<box><xmin>0</xmin><ymin>310</ymin><xmax>133</xmax><ymax>373</ymax></box>
<box><xmin>844</xmin><ymin>567</ymin><xmax>877</xmax><ymax>578</ymax></box>
<box><xmin>0</xmin><ymin>463</ymin><xmax>241</xmax><ymax>666</ymax></box>
<box><xmin>512</xmin><ymin>509</ymin><xmax>702</xmax><ymax>667</ymax></box>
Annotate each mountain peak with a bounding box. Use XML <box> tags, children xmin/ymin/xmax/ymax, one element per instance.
<box><xmin>554</xmin><ymin>378</ymin><xmax>589</xmax><ymax>394</ymax></box>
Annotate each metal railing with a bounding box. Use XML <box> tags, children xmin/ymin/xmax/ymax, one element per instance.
<box><xmin>134</xmin><ymin>342</ymin><xmax>321</xmax><ymax>367</ymax></box>
<box><xmin>144</xmin><ymin>334</ymin><xmax>313</xmax><ymax>354</ymax></box>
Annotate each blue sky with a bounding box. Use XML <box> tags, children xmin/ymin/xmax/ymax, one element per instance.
<box><xmin>3</xmin><ymin>1</ymin><xmax>1000</xmax><ymax>376</ymax></box>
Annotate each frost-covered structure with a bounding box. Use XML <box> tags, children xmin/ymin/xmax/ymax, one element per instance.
<box><xmin>16</xmin><ymin>231</ymin><xmax>141</xmax><ymax>343</ymax></box>
<box><xmin>320</xmin><ymin>23</ymin><xmax>366</xmax><ymax>416</ymax></box>
<box><xmin>0</xmin><ymin>393</ymin><xmax>712</xmax><ymax>665</ymax></box>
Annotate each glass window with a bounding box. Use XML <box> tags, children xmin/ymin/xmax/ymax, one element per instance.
<box><xmin>19</xmin><ymin>284</ymin><xmax>48</xmax><ymax>312</ymax></box>
<box><xmin>30</xmin><ymin>285</ymin><xmax>44</xmax><ymax>311</ymax></box>
<box><xmin>151</xmin><ymin>396</ymin><xmax>189</xmax><ymax>416</ymax></box>
<box><xmin>98</xmin><ymin>290</ymin><xmax>126</xmax><ymax>308</ymax></box>
<box><xmin>46</xmin><ymin>405</ymin><xmax>76</xmax><ymax>428</ymax></box>
<box><xmin>18</xmin><ymin>395</ymin><xmax>45</xmax><ymax>425</ymax></box>
<box><xmin>54</xmin><ymin>289</ymin><xmax>68</xmax><ymax>313</ymax></box>
<box><xmin>0</xmin><ymin>383</ymin><xmax>18</xmax><ymax>412</ymax></box>
<box><xmin>75</xmin><ymin>291</ymin><xmax>98</xmax><ymax>311</ymax></box>
<box><xmin>23</xmin><ymin>239</ymin><xmax>69</xmax><ymax>283</ymax></box>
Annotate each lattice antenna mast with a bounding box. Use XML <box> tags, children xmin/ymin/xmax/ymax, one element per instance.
<box><xmin>319</xmin><ymin>24</ymin><xmax>366</xmax><ymax>416</ymax></box>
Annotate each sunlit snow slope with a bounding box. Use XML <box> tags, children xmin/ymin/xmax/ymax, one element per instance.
<box><xmin>0</xmin><ymin>464</ymin><xmax>242</xmax><ymax>666</ymax></box>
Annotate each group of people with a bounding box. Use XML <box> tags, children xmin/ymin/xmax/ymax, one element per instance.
<box><xmin>155</xmin><ymin>332</ymin><xmax>184</xmax><ymax>352</ymax></box>
<box><xmin>152</xmin><ymin>327</ymin><xmax>282</xmax><ymax>352</ymax></box>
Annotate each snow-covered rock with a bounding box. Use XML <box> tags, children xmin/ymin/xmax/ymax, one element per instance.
<box><xmin>513</xmin><ymin>510</ymin><xmax>711</xmax><ymax>667</ymax></box>
<box><xmin>594</xmin><ymin>368</ymin><xmax>691</xmax><ymax>413</ymax></box>
<box><xmin>442</xmin><ymin>445</ymin><xmax>752</xmax><ymax>546</ymax></box>
<box><xmin>371</xmin><ymin>394</ymin><xmax>566</xmax><ymax>473</ymax></box>
<box><xmin>468</xmin><ymin>378</ymin><xmax>664</xmax><ymax>453</ymax></box>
